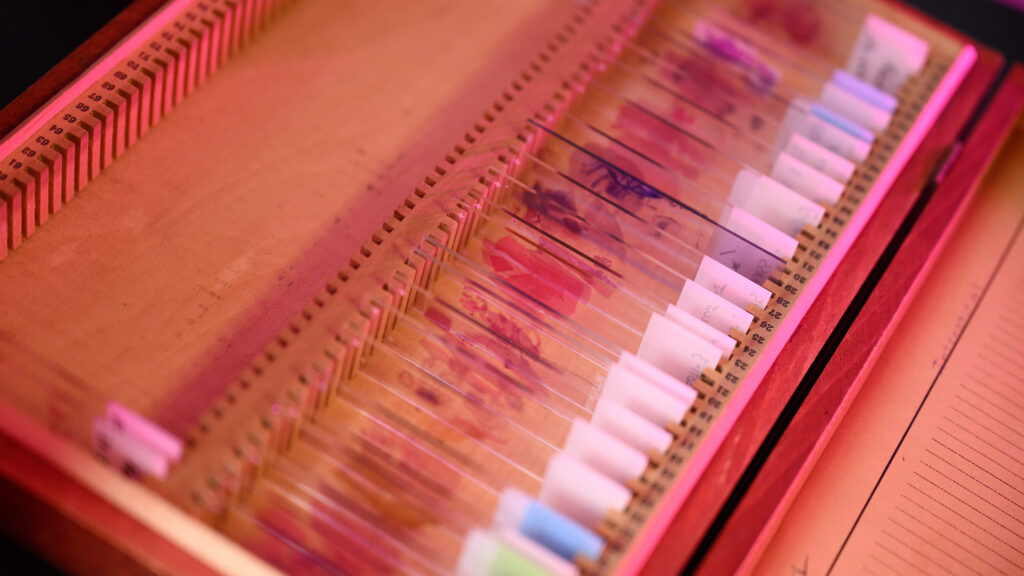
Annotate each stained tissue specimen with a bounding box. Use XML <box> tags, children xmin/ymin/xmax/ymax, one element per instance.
<box><xmin>694</xmin><ymin>22</ymin><xmax>781</xmax><ymax>92</ymax></box>
<box><xmin>519</xmin><ymin>180</ymin><xmax>584</xmax><ymax>235</ymax></box>
<box><xmin>525</xmin><ymin>179</ymin><xmax>630</xmax><ymax>255</ymax></box>
<box><xmin>537</xmin><ymin>236</ymin><xmax>616</xmax><ymax>299</ymax></box>
<box><xmin>449</xmin><ymin>291</ymin><xmax>562</xmax><ymax>394</ymax></box>
<box><xmin>397</xmin><ymin>364</ymin><xmax>509</xmax><ymax>444</ymax></box>
<box><xmin>458</xmin><ymin>292</ymin><xmax>543</xmax><ymax>358</ymax></box>
<box><xmin>573</xmin><ymin>144</ymin><xmax>661</xmax><ymax>210</ymax></box>
<box><xmin>423</xmin><ymin>306</ymin><xmax>453</xmax><ymax>333</ymax></box>
<box><xmin>317</xmin><ymin>469</ymin><xmax>435</xmax><ymax>532</ymax></box>
<box><xmin>743</xmin><ymin>0</ymin><xmax>822</xmax><ymax>45</ymax></box>
<box><xmin>612</xmin><ymin>102</ymin><xmax>706</xmax><ymax>180</ymax></box>
<box><xmin>661</xmin><ymin>49</ymin><xmax>747</xmax><ymax>118</ymax></box>
<box><xmin>482</xmin><ymin>234</ymin><xmax>593</xmax><ymax>316</ymax></box>
<box><xmin>419</xmin><ymin>337</ymin><xmax>521</xmax><ymax>413</ymax></box>
<box><xmin>252</xmin><ymin>499</ymin><xmax>398</xmax><ymax>575</ymax></box>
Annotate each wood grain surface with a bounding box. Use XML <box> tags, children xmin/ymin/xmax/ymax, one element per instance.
<box><xmin>0</xmin><ymin>0</ymin><xmax>576</xmax><ymax>572</ymax></box>
<box><xmin>0</xmin><ymin>0</ymin><xmax>572</xmax><ymax>437</ymax></box>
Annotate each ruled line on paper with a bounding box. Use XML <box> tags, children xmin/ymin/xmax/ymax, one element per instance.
<box><xmin>923</xmin><ymin>448</ymin><xmax>1024</xmax><ymax>511</ymax></box>
<box><xmin>828</xmin><ymin>215</ymin><xmax>1024</xmax><ymax>576</ymax></box>
<box><xmin>951</xmin><ymin>395</ymin><xmax>1024</xmax><ymax>440</ymax></box>
<box><xmin>885</xmin><ymin>517</ymin><xmax>978</xmax><ymax>575</ymax></box>
<box><xmin>934</xmin><ymin>429</ymin><xmax>1024</xmax><ymax>487</ymax></box>
<box><xmin>896</xmin><ymin>495</ymin><xmax>1010</xmax><ymax>574</ymax></box>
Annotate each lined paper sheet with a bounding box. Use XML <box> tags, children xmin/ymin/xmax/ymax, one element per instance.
<box><xmin>832</xmin><ymin>221</ymin><xmax>1024</xmax><ymax>575</ymax></box>
<box><xmin>755</xmin><ymin>124</ymin><xmax>1024</xmax><ymax>575</ymax></box>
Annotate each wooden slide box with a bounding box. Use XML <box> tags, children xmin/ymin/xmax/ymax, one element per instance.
<box><xmin>0</xmin><ymin>1</ymin><xmax>1014</xmax><ymax>575</ymax></box>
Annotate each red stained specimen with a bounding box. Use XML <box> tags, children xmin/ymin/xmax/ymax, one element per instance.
<box><xmin>578</xmin><ymin>141</ymin><xmax>645</xmax><ymax>178</ymax></box>
<box><xmin>457</xmin><ymin>289</ymin><xmax>550</xmax><ymax>385</ymax></box>
<box><xmin>538</xmin><ymin>236</ymin><xmax>616</xmax><ymax>299</ymax></box>
<box><xmin>783</xmin><ymin>1</ymin><xmax>822</xmax><ymax>44</ymax></box>
<box><xmin>331</xmin><ymin>432</ymin><xmax>449</xmax><ymax>531</ymax></box>
<box><xmin>424</xmin><ymin>306</ymin><xmax>452</xmax><ymax>332</ymax></box>
<box><xmin>520</xmin><ymin>180</ymin><xmax>584</xmax><ymax>236</ymax></box>
<box><xmin>426</xmin><ymin>334</ymin><xmax>529</xmax><ymax>412</ymax></box>
<box><xmin>255</xmin><ymin>505</ymin><xmax>308</xmax><ymax>563</ymax></box>
<box><xmin>308</xmin><ymin>496</ymin><xmax>407</xmax><ymax>573</ymax></box>
<box><xmin>356</xmin><ymin>420</ymin><xmax>461</xmax><ymax>511</ymax></box>
<box><xmin>614</xmin><ymin>104</ymin><xmax>679</xmax><ymax>145</ymax></box>
<box><xmin>416</xmin><ymin>385</ymin><xmax>441</xmax><ymax>406</ymax></box>
<box><xmin>613</xmin><ymin>103</ymin><xmax>705</xmax><ymax>180</ymax></box>
<box><xmin>577</xmin><ymin>194</ymin><xmax>626</xmax><ymax>244</ymax></box>
<box><xmin>471</xmin><ymin>330</ymin><xmax>544</xmax><ymax>383</ymax></box>
<box><xmin>252</xmin><ymin>504</ymin><xmax>390</xmax><ymax>575</ymax></box>
<box><xmin>400</xmin><ymin>370</ymin><xmax>444</xmax><ymax>407</ymax></box>
<box><xmin>483</xmin><ymin>235</ymin><xmax>591</xmax><ymax>317</ymax></box>
<box><xmin>745</xmin><ymin>0</ymin><xmax>777</xmax><ymax>21</ymax></box>
<box><xmin>398</xmin><ymin>365</ymin><xmax>508</xmax><ymax>444</ymax></box>
<box><xmin>743</xmin><ymin>0</ymin><xmax>821</xmax><ymax>44</ymax></box>
<box><xmin>459</xmin><ymin>290</ymin><xmax>542</xmax><ymax>357</ymax></box>
<box><xmin>570</xmin><ymin>142</ymin><xmax>654</xmax><ymax>212</ymax></box>
<box><xmin>661</xmin><ymin>50</ymin><xmax>749</xmax><ymax>118</ymax></box>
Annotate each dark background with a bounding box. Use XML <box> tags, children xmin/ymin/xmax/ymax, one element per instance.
<box><xmin>2</xmin><ymin>1</ymin><xmax>1022</xmax><ymax>112</ymax></box>
<box><xmin>1</xmin><ymin>3</ymin><xmax>136</xmax><ymax>112</ymax></box>
<box><xmin>0</xmin><ymin>0</ymin><xmax>1021</xmax><ymax>574</ymax></box>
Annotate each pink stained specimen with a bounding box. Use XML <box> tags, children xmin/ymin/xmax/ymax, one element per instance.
<box><xmin>745</xmin><ymin>0</ymin><xmax>777</xmax><ymax>20</ymax></box>
<box><xmin>612</xmin><ymin>103</ymin><xmax>706</xmax><ymax>181</ymax></box>
<box><xmin>782</xmin><ymin>1</ymin><xmax>822</xmax><ymax>44</ymax></box>
<box><xmin>571</xmin><ymin>143</ymin><xmax>660</xmax><ymax>211</ymax></box>
<box><xmin>660</xmin><ymin>49</ymin><xmax>753</xmax><ymax>117</ymax></box>
<box><xmin>252</xmin><ymin>503</ymin><xmax>396</xmax><ymax>575</ymax></box>
<box><xmin>457</xmin><ymin>291</ymin><xmax>543</xmax><ymax>359</ymax></box>
<box><xmin>743</xmin><ymin>0</ymin><xmax>822</xmax><ymax>45</ymax></box>
<box><xmin>397</xmin><ymin>366</ymin><xmax>509</xmax><ymax>444</ymax></box>
<box><xmin>423</xmin><ymin>306</ymin><xmax>453</xmax><ymax>332</ymax></box>
<box><xmin>537</xmin><ymin>236</ymin><xmax>616</xmax><ymax>299</ymax></box>
<box><xmin>482</xmin><ymin>235</ymin><xmax>592</xmax><ymax>317</ymax></box>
